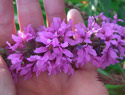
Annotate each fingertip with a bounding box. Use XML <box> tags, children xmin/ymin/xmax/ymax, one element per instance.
<box><xmin>43</xmin><ymin>0</ymin><xmax>66</xmax><ymax>27</ymax></box>
<box><xmin>67</xmin><ymin>9</ymin><xmax>83</xmax><ymax>26</ymax></box>
<box><xmin>0</xmin><ymin>0</ymin><xmax>16</xmax><ymax>47</ymax></box>
<box><xmin>16</xmin><ymin>0</ymin><xmax>44</xmax><ymax>31</ymax></box>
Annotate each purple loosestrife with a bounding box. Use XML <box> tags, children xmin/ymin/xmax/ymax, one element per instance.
<box><xmin>74</xmin><ymin>45</ymin><xmax>97</xmax><ymax>68</ymax></box>
<box><xmin>32</xmin><ymin>18</ymin><xmax>75</xmax><ymax>76</ymax></box>
<box><xmin>99</xmin><ymin>48</ymin><xmax>119</xmax><ymax>69</ymax></box>
<box><xmin>2</xmin><ymin>13</ymin><xmax>124</xmax><ymax>81</ymax></box>
<box><xmin>74</xmin><ymin>23</ymin><xmax>92</xmax><ymax>44</ymax></box>
<box><xmin>7</xmin><ymin>25</ymin><xmax>36</xmax><ymax>81</ymax></box>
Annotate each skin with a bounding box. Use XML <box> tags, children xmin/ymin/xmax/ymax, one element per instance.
<box><xmin>123</xmin><ymin>64</ymin><xmax>125</xmax><ymax>69</ymax></box>
<box><xmin>0</xmin><ymin>0</ymin><xmax>109</xmax><ymax>95</ymax></box>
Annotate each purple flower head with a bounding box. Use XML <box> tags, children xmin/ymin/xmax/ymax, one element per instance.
<box><xmin>6</xmin><ymin>33</ymin><xmax>24</xmax><ymax>52</ymax></box>
<box><xmin>95</xmin><ymin>22</ymin><xmax>121</xmax><ymax>50</ymax></box>
<box><xmin>33</xmin><ymin>17</ymin><xmax>75</xmax><ymax>75</ymax></box>
<box><xmin>95</xmin><ymin>12</ymin><xmax>111</xmax><ymax>22</ymax></box>
<box><xmin>99</xmin><ymin>48</ymin><xmax>119</xmax><ymax>69</ymax></box>
<box><xmin>19</xmin><ymin>64</ymin><xmax>33</xmax><ymax>80</ymax></box>
<box><xmin>74</xmin><ymin>45</ymin><xmax>97</xmax><ymax>68</ymax></box>
<box><xmin>27</xmin><ymin>55</ymin><xmax>49</xmax><ymax>76</ymax></box>
<box><xmin>87</xmin><ymin>16</ymin><xmax>95</xmax><ymax>30</ymax></box>
<box><xmin>117</xmin><ymin>38</ymin><xmax>125</xmax><ymax>57</ymax></box>
<box><xmin>4</xmin><ymin>15</ymin><xmax>124</xmax><ymax>81</ymax></box>
<box><xmin>35</xmin><ymin>17</ymin><xmax>75</xmax><ymax>56</ymax></box>
<box><xmin>113</xmin><ymin>14</ymin><xmax>124</xmax><ymax>23</ymax></box>
<box><xmin>8</xmin><ymin>54</ymin><xmax>23</xmax><ymax>64</ymax></box>
<box><xmin>23</xmin><ymin>25</ymin><xmax>36</xmax><ymax>41</ymax></box>
<box><xmin>75</xmin><ymin>23</ymin><xmax>92</xmax><ymax>44</ymax></box>
<box><xmin>6</xmin><ymin>25</ymin><xmax>36</xmax><ymax>52</ymax></box>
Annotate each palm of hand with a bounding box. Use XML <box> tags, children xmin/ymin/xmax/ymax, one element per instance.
<box><xmin>0</xmin><ymin>0</ymin><xmax>108</xmax><ymax>95</ymax></box>
<box><xmin>16</xmin><ymin>66</ymin><xmax>108</xmax><ymax>95</ymax></box>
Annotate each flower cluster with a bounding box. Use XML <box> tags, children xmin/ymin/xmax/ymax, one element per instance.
<box><xmin>5</xmin><ymin>13</ymin><xmax>125</xmax><ymax>81</ymax></box>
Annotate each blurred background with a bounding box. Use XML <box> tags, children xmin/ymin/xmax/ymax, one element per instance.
<box><xmin>13</xmin><ymin>0</ymin><xmax>125</xmax><ymax>95</ymax></box>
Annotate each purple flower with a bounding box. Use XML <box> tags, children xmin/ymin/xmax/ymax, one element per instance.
<box><xmin>7</xmin><ymin>54</ymin><xmax>23</xmax><ymax>76</ymax></box>
<box><xmin>8</xmin><ymin>54</ymin><xmax>23</xmax><ymax>64</ymax></box>
<box><xmin>95</xmin><ymin>12</ymin><xmax>111</xmax><ymax>22</ymax></box>
<box><xmin>23</xmin><ymin>25</ymin><xmax>36</xmax><ymax>41</ymax></box>
<box><xmin>99</xmin><ymin>48</ymin><xmax>119</xmax><ymax>69</ymax></box>
<box><xmin>75</xmin><ymin>45</ymin><xmax>97</xmax><ymax>68</ymax></box>
<box><xmin>19</xmin><ymin>64</ymin><xmax>33</xmax><ymax>80</ymax></box>
<box><xmin>50</xmin><ymin>17</ymin><xmax>62</xmax><ymax>32</ymax></box>
<box><xmin>33</xmin><ymin>18</ymin><xmax>75</xmax><ymax>75</ymax></box>
<box><xmin>27</xmin><ymin>55</ymin><xmax>48</xmax><ymax>76</ymax></box>
<box><xmin>6</xmin><ymin>25</ymin><xmax>36</xmax><ymax>52</ymax></box>
<box><xmin>4</xmin><ymin>15</ymin><xmax>124</xmax><ymax>81</ymax></box>
<box><xmin>75</xmin><ymin>23</ymin><xmax>92</xmax><ymax>44</ymax></box>
<box><xmin>96</xmin><ymin>22</ymin><xmax>121</xmax><ymax>49</ymax></box>
<box><xmin>87</xmin><ymin>16</ymin><xmax>95</xmax><ymax>30</ymax></box>
<box><xmin>113</xmin><ymin>14</ymin><xmax>124</xmax><ymax>23</ymax></box>
<box><xmin>10</xmin><ymin>62</ymin><xmax>22</xmax><ymax>74</ymax></box>
<box><xmin>117</xmin><ymin>39</ymin><xmax>125</xmax><ymax>57</ymax></box>
<box><xmin>6</xmin><ymin>34</ymin><xmax>24</xmax><ymax>51</ymax></box>
<box><xmin>35</xmin><ymin>17</ymin><xmax>74</xmax><ymax>58</ymax></box>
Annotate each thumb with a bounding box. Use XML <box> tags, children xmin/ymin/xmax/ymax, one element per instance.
<box><xmin>0</xmin><ymin>56</ymin><xmax>16</xmax><ymax>95</ymax></box>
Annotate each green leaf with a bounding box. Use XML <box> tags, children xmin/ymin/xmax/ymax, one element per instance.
<box><xmin>110</xmin><ymin>1</ymin><xmax>119</xmax><ymax>10</ymax></box>
<box><xmin>64</xmin><ymin>0</ymin><xmax>83</xmax><ymax>3</ymax></box>
<box><xmin>98</xmin><ymin>0</ymin><xmax>111</xmax><ymax>16</ymax></box>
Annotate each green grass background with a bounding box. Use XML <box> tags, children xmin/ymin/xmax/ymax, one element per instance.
<box><xmin>13</xmin><ymin>0</ymin><xmax>125</xmax><ymax>95</ymax></box>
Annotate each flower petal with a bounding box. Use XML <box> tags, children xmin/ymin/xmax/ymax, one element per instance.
<box><xmin>34</xmin><ymin>47</ymin><xmax>47</xmax><ymax>53</ymax></box>
<box><xmin>63</xmin><ymin>49</ymin><xmax>73</xmax><ymax>57</ymax></box>
<box><xmin>8</xmin><ymin>54</ymin><xmax>22</xmax><ymax>64</ymax></box>
<box><xmin>55</xmin><ymin>56</ymin><xmax>62</xmax><ymax>65</ymax></box>
<box><xmin>61</xmin><ymin>42</ymin><xmax>68</xmax><ymax>48</ymax></box>
<box><xmin>27</xmin><ymin>55</ymin><xmax>41</xmax><ymax>62</ymax></box>
<box><xmin>12</xmin><ymin>34</ymin><xmax>21</xmax><ymax>42</ymax></box>
<box><xmin>109</xmin><ymin>49</ymin><xmax>118</xmax><ymax>59</ymax></box>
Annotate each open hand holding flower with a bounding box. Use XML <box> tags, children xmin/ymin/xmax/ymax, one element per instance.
<box><xmin>2</xmin><ymin>0</ymin><xmax>125</xmax><ymax>95</ymax></box>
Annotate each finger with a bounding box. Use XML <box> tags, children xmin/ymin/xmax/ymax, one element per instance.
<box><xmin>67</xmin><ymin>9</ymin><xmax>83</xmax><ymax>28</ymax></box>
<box><xmin>16</xmin><ymin>0</ymin><xmax>44</xmax><ymax>31</ymax></box>
<box><xmin>0</xmin><ymin>56</ymin><xmax>16</xmax><ymax>95</ymax></box>
<box><xmin>123</xmin><ymin>63</ymin><xmax>125</xmax><ymax>69</ymax></box>
<box><xmin>43</xmin><ymin>0</ymin><xmax>66</xmax><ymax>26</ymax></box>
<box><xmin>0</xmin><ymin>0</ymin><xmax>16</xmax><ymax>47</ymax></box>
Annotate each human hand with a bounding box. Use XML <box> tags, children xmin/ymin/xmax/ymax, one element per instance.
<box><xmin>0</xmin><ymin>0</ymin><xmax>108</xmax><ymax>95</ymax></box>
